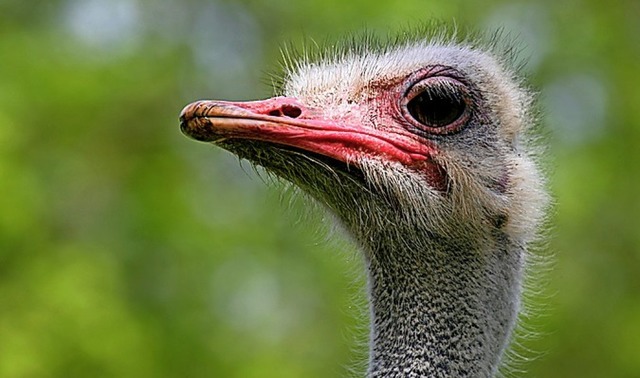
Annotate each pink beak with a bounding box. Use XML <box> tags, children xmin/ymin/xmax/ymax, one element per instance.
<box><xmin>181</xmin><ymin>96</ymin><xmax>436</xmax><ymax>162</ymax></box>
<box><xmin>179</xmin><ymin>96</ymin><xmax>446</xmax><ymax>189</ymax></box>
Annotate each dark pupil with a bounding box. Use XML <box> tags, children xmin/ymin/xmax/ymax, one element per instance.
<box><xmin>407</xmin><ymin>90</ymin><xmax>466</xmax><ymax>127</ymax></box>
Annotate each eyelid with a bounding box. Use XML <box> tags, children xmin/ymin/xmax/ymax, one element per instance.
<box><xmin>405</xmin><ymin>77</ymin><xmax>467</xmax><ymax>101</ymax></box>
<box><xmin>400</xmin><ymin>75</ymin><xmax>472</xmax><ymax>135</ymax></box>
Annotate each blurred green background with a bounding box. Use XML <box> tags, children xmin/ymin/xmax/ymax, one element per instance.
<box><xmin>1</xmin><ymin>0</ymin><xmax>638</xmax><ymax>377</ymax></box>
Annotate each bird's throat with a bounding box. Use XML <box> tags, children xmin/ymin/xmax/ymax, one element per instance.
<box><xmin>364</xmin><ymin>240</ymin><xmax>523</xmax><ymax>378</ymax></box>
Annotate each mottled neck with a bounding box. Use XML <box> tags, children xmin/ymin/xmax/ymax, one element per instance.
<box><xmin>364</xmin><ymin>239</ymin><xmax>523</xmax><ymax>378</ymax></box>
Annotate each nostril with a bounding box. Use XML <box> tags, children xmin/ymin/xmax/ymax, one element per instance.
<box><xmin>266</xmin><ymin>104</ymin><xmax>303</xmax><ymax>118</ymax></box>
<box><xmin>281</xmin><ymin>104</ymin><xmax>302</xmax><ymax>118</ymax></box>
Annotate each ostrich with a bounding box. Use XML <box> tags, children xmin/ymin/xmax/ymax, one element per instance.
<box><xmin>179</xmin><ymin>33</ymin><xmax>548</xmax><ymax>377</ymax></box>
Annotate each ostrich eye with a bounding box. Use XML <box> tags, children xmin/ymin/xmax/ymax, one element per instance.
<box><xmin>407</xmin><ymin>90</ymin><xmax>466</xmax><ymax>127</ymax></box>
<box><xmin>402</xmin><ymin>76</ymin><xmax>471</xmax><ymax>134</ymax></box>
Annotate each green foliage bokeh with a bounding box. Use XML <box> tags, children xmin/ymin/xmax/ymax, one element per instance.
<box><xmin>1</xmin><ymin>0</ymin><xmax>638</xmax><ymax>377</ymax></box>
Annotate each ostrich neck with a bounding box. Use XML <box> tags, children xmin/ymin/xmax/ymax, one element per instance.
<box><xmin>364</xmin><ymin>235</ymin><xmax>523</xmax><ymax>378</ymax></box>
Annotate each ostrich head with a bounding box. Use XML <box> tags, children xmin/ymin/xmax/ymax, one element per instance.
<box><xmin>180</xmin><ymin>35</ymin><xmax>548</xmax><ymax>377</ymax></box>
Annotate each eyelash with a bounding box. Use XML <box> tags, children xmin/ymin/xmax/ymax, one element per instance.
<box><xmin>401</xmin><ymin>76</ymin><xmax>472</xmax><ymax>135</ymax></box>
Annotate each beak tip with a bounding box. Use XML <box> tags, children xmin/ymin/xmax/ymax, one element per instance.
<box><xmin>179</xmin><ymin>106</ymin><xmax>191</xmax><ymax>135</ymax></box>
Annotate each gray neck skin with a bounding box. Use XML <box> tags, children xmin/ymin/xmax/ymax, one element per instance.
<box><xmin>363</xmin><ymin>234</ymin><xmax>523</xmax><ymax>378</ymax></box>
<box><xmin>250</xmin><ymin>148</ymin><xmax>525</xmax><ymax>377</ymax></box>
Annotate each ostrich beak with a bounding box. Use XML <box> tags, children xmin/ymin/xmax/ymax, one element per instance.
<box><xmin>180</xmin><ymin>97</ymin><xmax>437</xmax><ymax>170</ymax></box>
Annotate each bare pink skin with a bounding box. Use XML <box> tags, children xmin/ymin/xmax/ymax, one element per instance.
<box><xmin>179</xmin><ymin>96</ymin><xmax>447</xmax><ymax>190</ymax></box>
